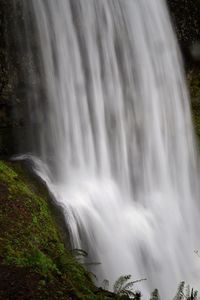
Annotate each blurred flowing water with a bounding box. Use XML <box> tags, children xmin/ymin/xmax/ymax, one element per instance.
<box><xmin>22</xmin><ymin>0</ymin><xmax>200</xmax><ymax>298</ymax></box>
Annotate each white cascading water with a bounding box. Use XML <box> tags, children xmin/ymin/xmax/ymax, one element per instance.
<box><xmin>22</xmin><ymin>0</ymin><xmax>200</xmax><ymax>298</ymax></box>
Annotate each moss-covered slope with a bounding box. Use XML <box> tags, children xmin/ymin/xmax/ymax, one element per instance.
<box><xmin>0</xmin><ymin>161</ymin><xmax>124</xmax><ymax>300</ymax></box>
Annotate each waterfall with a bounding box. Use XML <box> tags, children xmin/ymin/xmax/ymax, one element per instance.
<box><xmin>22</xmin><ymin>0</ymin><xmax>200</xmax><ymax>298</ymax></box>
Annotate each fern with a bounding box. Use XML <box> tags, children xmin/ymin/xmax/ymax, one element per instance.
<box><xmin>71</xmin><ymin>248</ymin><xmax>100</xmax><ymax>267</ymax></box>
<box><xmin>70</xmin><ymin>248</ymin><xmax>88</xmax><ymax>258</ymax></box>
<box><xmin>173</xmin><ymin>281</ymin><xmax>185</xmax><ymax>300</ymax></box>
<box><xmin>113</xmin><ymin>274</ymin><xmax>145</xmax><ymax>298</ymax></box>
<box><xmin>150</xmin><ymin>289</ymin><xmax>161</xmax><ymax>300</ymax></box>
<box><xmin>185</xmin><ymin>285</ymin><xmax>190</xmax><ymax>299</ymax></box>
<box><xmin>102</xmin><ymin>279</ymin><xmax>109</xmax><ymax>290</ymax></box>
<box><xmin>173</xmin><ymin>282</ymin><xmax>199</xmax><ymax>300</ymax></box>
<box><xmin>113</xmin><ymin>274</ymin><xmax>131</xmax><ymax>294</ymax></box>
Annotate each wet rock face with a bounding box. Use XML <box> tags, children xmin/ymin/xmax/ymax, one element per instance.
<box><xmin>168</xmin><ymin>0</ymin><xmax>200</xmax><ymax>43</ymax></box>
<box><xmin>0</xmin><ymin>0</ymin><xmax>31</xmax><ymax>158</ymax></box>
<box><xmin>167</xmin><ymin>0</ymin><xmax>200</xmax><ymax>66</ymax></box>
<box><xmin>0</xmin><ymin>1</ymin><xmax>15</xmax><ymax>157</ymax></box>
<box><xmin>0</xmin><ymin>0</ymin><xmax>200</xmax><ymax>157</ymax></box>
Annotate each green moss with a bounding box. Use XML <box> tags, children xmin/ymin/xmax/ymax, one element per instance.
<box><xmin>0</xmin><ymin>160</ymin><xmax>121</xmax><ymax>299</ymax></box>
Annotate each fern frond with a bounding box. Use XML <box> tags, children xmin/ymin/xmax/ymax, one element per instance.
<box><xmin>102</xmin><ymin>279</ymin><xmax>109</xmax><ymax>290</ymax></box>
<box><xmin>185</xmin><ymin>285</ymin><xmax>190</xmax><ymax>299</ymax></box>
<box><xmin>122</xmin><ymin>278</ymin><xmax>147</xmax><ymax>291</ymax></box>
<box><xmin>71</xmin><ymin>248</ymin><xmax>88</xmax><ymax>258</ymax></box>
<box><xmin>113</xmin><ymin>274</ymin><xmax>131</xmax><ymax>294</ymax></box>
<box><xmin>113</xmin><ymin>274</ymin><xmax>144</xmax><ymax>299</ymax></box>
<box><xmin>173</xmin><ymin>281</ymin><xmax>185</xmax><ymax>300</ymax></box>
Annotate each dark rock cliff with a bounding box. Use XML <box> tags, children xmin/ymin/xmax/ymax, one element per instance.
<box><xmin>167</xmin><ymin>0</ymin><xmax>200</xmax><ymax>67</ymax></box>
<box><xmin>0</xmin><ymin>0</ymin><xmax>200</xmax><ymax>157</ymax></box>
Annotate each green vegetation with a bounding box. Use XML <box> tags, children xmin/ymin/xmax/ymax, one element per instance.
<box><xmin>173</xmin><ymin>282</ymin><xmax>198</xmax><ymax>300</ymax></box>
<box><xmin>113</xmin><ymin>275</ymin><xmax>144</xmax><ymax>299</ymax></box>
<box><xmin>0</xmin><ymin>1</ymin><xmax>199</xmax><ymax>298</ymax></box>
<box><xmin>0</xmin><ymin>160</ymin><xmax>127</xmax><ymax>299</ymax></box>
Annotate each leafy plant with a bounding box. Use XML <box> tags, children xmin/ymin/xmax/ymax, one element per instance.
<box><xmin>102</xmin><ymin>279</ymin><xmax>109</xmax><ymax>290</ymax></box>
<box><xmin>174</xmin><ymin>282</ymin><xmax>186</xmax><ymax>300</ymax></box>
<box><xmin>173</xmin><ymin>282</ymin><xmax>198</xmax><ymax>300</ymax></box>
<box><xmin>113</xmin><ymin>274</ymin><xmax>146</xmax><ymax>299</ymax></box>
<box><xmin>185</xmin><ymin>285</ymin><xmax>191</xmax><ymax>299</ymax></box>
<box><xmin>71</xmin><ymin>248</ymin><xmax>88</xmax><ymax>259</ymax></box>
<box><xmin>70</xmin><ymin>248</ymin><xmax>101</xmax><ymax>268</ymax></box>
